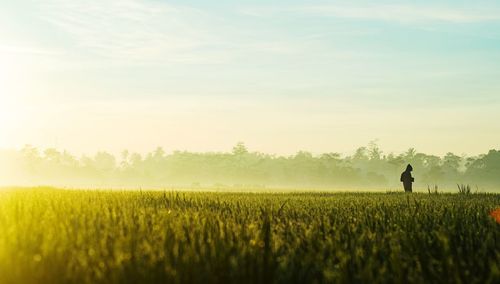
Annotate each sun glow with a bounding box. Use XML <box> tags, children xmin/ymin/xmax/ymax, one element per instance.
<box><xmin>0</xmin><ymin>52</ymin><xmax>21</xmax><ymax>148</ymax></box>
<box><xmin>0</xmin><ymin>99</ymin><xmax>16</xmax><ymax>149</ymax></box>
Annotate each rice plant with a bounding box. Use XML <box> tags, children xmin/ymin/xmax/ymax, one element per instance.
<box><xmin>457</xmin><ymin>183</ymin><xmax>472</xmax><ymax>194</ymax></box>
<box><xmin>427</xmin><ymin>184</ymin><xmax>439</xmax><ymax>194</ymax></box>
<box><xmin>0</xmin><ymin>188</ymin><xmax>498</xmax><ymax>284</ymax></box>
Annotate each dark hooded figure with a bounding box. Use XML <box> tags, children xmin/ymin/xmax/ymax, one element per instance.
<box><xmin>400</xmin><ymin>164</ymin><xmax>414</xmax><ymax>192</ymax></box>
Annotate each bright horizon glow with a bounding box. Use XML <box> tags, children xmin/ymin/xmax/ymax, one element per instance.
<box><xmin>0</xmin><ymin>0</ymin><xmax>499</xmax><ymax>157</ymax></box>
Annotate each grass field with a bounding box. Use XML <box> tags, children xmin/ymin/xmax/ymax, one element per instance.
<box><xmin>0</xmin><ymin>188</ymin><xmax>498</xmax><ymax>284</ymax></box>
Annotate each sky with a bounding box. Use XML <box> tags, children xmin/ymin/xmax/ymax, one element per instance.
<box><xmin>0</xmin><ymin>0</ymin><xmax>499</xmax><ymax>156</ymax></box>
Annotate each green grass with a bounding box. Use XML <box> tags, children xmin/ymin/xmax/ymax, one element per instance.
<box><xmin>0</xmin><ymin>188</ymin><xmax>498</xmax><ymax>284</ymax></box>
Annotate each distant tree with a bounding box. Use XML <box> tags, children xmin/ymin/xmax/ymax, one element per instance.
<box><xmin>320</xmin><ymin>153</ymin><xmax>342</xmax><ymax>167</ymax></box>
<box><xmin>130</xmin><ymin>153</ymin><xmax>143</xmax><ymax>166</ymax></box>
<box><xmin>368</xmin><ymin>140</ymin><xmax>382</xmax><ymax>160</ymax></box>
<box><xmin>442</xmin><ymin>152</ymin><xmax>461</xmax><ymax>179</ymax></box>
<box><xmin>423</xmin><ymin>155</ymin><xmax>441</xmax><ymax>168</ymax></box>
<box><xmin>387</xmin><ymin>153</ymin><xmax>404</xmax><ymax>168</ymax></box>
<box><xmin>352</xmin><ymin>147</ymin><xmax>368</xmax><ymax>161</ymax></box>
<box><xmin>294</xmin><ymin>151</ymin><xmax>313</xmax><ymax>160</ymax></box>
<box><xmin>423</xmin><ymin>165</ymin><xmax>444</xmax><ymax>184</ymax></box>
<box><xmin>93</xmin><ymin>152</ymin><xmax>116</xmax><ymax>173</ymax></box>
<box><xmin>4</xmin><ymin>143</ymin><xmax>500</xmax><ymax>189</ymax></box>
<box><xmin>466</xmin><ymin>150</ymin><xmax>500</xmax><ymax>185</ymax></box>
<box><xmin>153</xmin><ymin>147</ymin><xmax>165</xmax><ymax>160</ymax></box>
<box><xmin>20</xmin><ymin>145</ymin><xmax>42</xmax><ymax>176</ymax></box>
<box><xmin>60</xmin><ymin>151</ymin><xmax>78</xmax><ymax>168</ymax></box>
<box><xmin>120</xmin><ymin>150</ymin><xmax>130</xmax><ymax>168</ymax></box>
<box><xmin>232</xmin><ymin>142</ymin><xmax>248</xmax><ymax>155</ymax></box>
<box><xmin>21</xmin><ymin>145</ymin><xmax>40</xmax><ymax>162</ymax></box>
<box><xmin>44</xmin><ymin>148</ymin><xmax>62</xmax><ymax>163</ymax></box>
<box><xmin>404</xmin><ymin>148</ymin><xmax>417</xmax><ymax>162</ymax></box>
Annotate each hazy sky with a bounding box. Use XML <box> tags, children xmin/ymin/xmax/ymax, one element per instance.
<box><xmin>0</xmin><ymin>0</ymin><xmax>499</xmax><ymax>156</ymax></box>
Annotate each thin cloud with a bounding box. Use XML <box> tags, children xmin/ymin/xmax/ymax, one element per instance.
<box><xmin>242</xmin><ymin>4</ymin><xmax>500</xmax><ymax>24</ymax></box>
<box><xmin>301</xmin><ymin>4</ymin><xmax>500</xmax><ymax>23</ymax></box>
<box><xmin>37</xmin><ymin>0</ymin><xmax>349</xmax><ymax>65</ymax></box>
<box><xmin>0</xmin><ymin>44</ymin><xmax>58</xmax><ymax>56</ymax></box>
<box><xmin>39</xmin><ymin>0</ymin><xmax>226</xmax><ymax>64</ymax></box>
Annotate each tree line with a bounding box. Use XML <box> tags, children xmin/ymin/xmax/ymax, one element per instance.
<box><xmin>0</xmin><ymin>142</ymin><xmax>499</xmax><ymax>190</ymax></box>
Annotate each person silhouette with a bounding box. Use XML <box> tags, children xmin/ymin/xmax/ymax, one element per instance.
<box><xmin>400</xmin><ymin>164</ymin><xmax>414</xmax><ymax>192</ymax></box>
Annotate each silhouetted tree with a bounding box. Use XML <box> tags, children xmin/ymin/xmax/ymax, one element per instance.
<box><xmin>1</xmin><ymin>143</ymin><xmax>498</xmax><ymax>189</ymax></box>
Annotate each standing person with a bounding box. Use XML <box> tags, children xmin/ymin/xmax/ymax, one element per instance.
<box><xmin>400</xmin><ymin>164</ymin><xmax>414</xmax><ymax>192</ymax></box>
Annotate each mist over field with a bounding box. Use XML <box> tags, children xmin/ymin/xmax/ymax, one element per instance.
<box><xmin>1</xmin><ymin>142</ymin><xmax>498</xmax><ymax>191</ymax></box>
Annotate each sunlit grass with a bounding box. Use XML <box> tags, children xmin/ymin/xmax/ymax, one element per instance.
<box><xmin>0</xmin><ymin>188</ymin><xmax>498</xmax><ymax>283</ymax></box>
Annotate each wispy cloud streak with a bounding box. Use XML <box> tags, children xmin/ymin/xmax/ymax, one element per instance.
<box><xmin>40</xmin><ymin>0</ymin><xmax>224</xmax><ymax>63</ymax></box>
<box><xmin>39</xmin><ymin>0</ymin><xmax>355</xmax><ymax>65</ymax></box>
<box><xmin>242</xmin><ymin>4</ymin><xmax>500</xmax><ymax>24</ymax></box>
